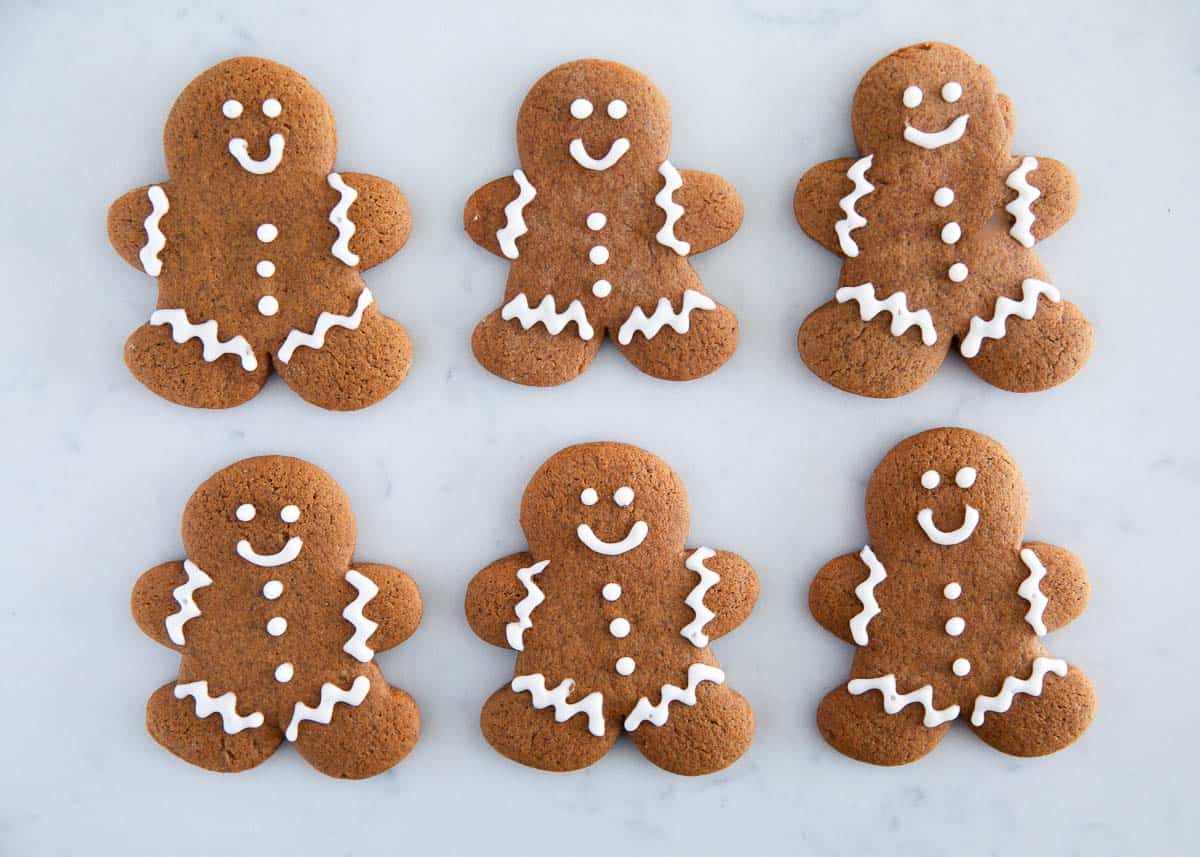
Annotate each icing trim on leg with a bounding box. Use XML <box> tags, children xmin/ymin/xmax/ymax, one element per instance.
<box><xmin>1004</xmin><ymin>156</ymin><xmax>1040</xmax><ymax>248</ymax></box>
<box><xmin>617</xmin><ymin>289</ymin><xmax>716</xmax><ymax>345</ymax></box>
<box><xmin>970</xmin><ymin>657</ymin><xmax>1068</xmax><ymax>727</ymax></box>
<box><xmin>165</xmin><ymin>560</ymin><xmax>212</xmax><ymax>646</ymax></box>
<box><xmin>327</xmin><ymin>172</ymin><xmax>360</xmax><ymax>267</ymax></box>
<box><xmin>959</xmin><ymin>279</ymin><xmax>1061</xmax><ymax>359</ymax></box>
<box><xmin>624</xmin><ymin>663</ymin><xmax>725</xmax><ymax>731</ymax></box>
<box><xmin>511</xmin><ymin>673</ymin><xmax>605</xmax><ymax>737</ymax></box>
<box><xmin>835</xmin><ymin>283</ymin><xmax>937</xmax><ymax>346</ymax></box>
<box><xmin>149</xmin><ymin>308</ymin><xmax>257</xmax><ymax>370</ymax></box>
<box><xmin>847</xmin><ymin>674</ymin><xmax>960</xmax><ymax>728</ymax></box>
<box><xmin>139</xmin><ymin>185</ymin><xmax>169</xmax><ymax>276</ymax></box>
<box><xmin>342</xmin><ymin>569</ymin><xmax>380</xmax><ymax>663</ymax></box>
<box><xmin>1017</xmin><ymin>548</ymin><xmax>1050</xmax><ymax>636</ymax></box>
<box><xmin>654</xmin><ymin>161</ymin><xmax>691</xmax><ymax>256</ymax></box>
<box><xmin>834</xmin><ymin>155</ymin><xmax>874</xmax><ymax>257</ymax></box>
<box><xmin>681</xmin><ymin>548</ymin><xmax>720</xmax><ymax>647</ymax></box>
<box><xmin>500</xmin><ymin>293</ymin><xmax>594</xmax><ymax>340</ymax></box>
<box><xmin>849</xmin><ymin>546</ymin><xmax>886</xmax><ymax>646</ymax></box>
<box><xmin>285</xmin><ymin>675</ymin><xmax>371</xmax><ymax>742</ymax></box>
<box><xmin>506</xmin><ymin>560</ymin><xmax>549</xmax><ymax>651</ymax></box>
<box><xmin>174</xmin><ymin>681</ymin><xmax>264</xmax><ymax>734</ymax></box>
<box><xmin>277</xmin><ymin>287</ymin><xmax>374</xmax><ymax>364</ymax></box>
<box><xmin>496</xmin><ymin>169</ymin><xmax>537</xmax><ymax>260</ymax></box>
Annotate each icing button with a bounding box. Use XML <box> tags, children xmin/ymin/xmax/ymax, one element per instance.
<box><xmin>609</xmin><ymin>617</ymin><xmax>630</xmax><ymax>638</ymax></box>
<box><xmin>587</xmin><ymin>212</ymin><xmax>607</xmax><ymax>231</ymax></box>
<box><xmin>274</xmin><ymin>662</ymin><xmax>294</xmax><ymax>683</ymax></box>
<box><xmin>592</xmin><ymin>279</ymin><xmax>612</xmax><ymax>298</ymax></box>
<box><xmin>934</xmin><ymin>186</ymin><xmax>955</xmax><ymax>207</ymax></box>
<box><xmin>256</xmin><ymin>260</ymin><xmax>276</xmax><ymax>278</ymax></box>
<box><xmin>945</xmin><ymin>616</ymin><xmax>965</xmax><ymax>637</ymax></box>
<box><xmin>948</xmin><ymin>262</ymin><xmax>968</xmax><ymax>283</ymax></box>
<box><xmin>588</xmin><ymin>246</ymin><xmax>609</xmax><ymax>265</ymax></box>
<box><xmin>943</xmin><ymin>582</ymin><xmax>961</xmax><ymax>600</ymax></box>
<box><xmin>615</xmin><ymin>657</ymin><xmax>636</xmax><ymax>676</ymax></box>
<box><xmin>266</xmin><ymin>616</ymin><xmax>287</xmax><ymax>637</ymax></box>
<box><xmin>257</xmin><ymin>295</ymin><xmax>279</xmax><ymax>317</ymax></box>
<box><xmin>941</xmin><ymin>222</ymin><xmax>962</xmax><ymax>244</ymax></box>
<box><xmin>262</xmin><ymin>580</ymin><xmax>283</xmax><ymax>600</ymax></box>
<box><xmin>601</xmin><ymin>582</ymin><xmax>621</xmax><ymax>601</ymax></box>
<box><xmin>952</xmin><ymin>657</ymin><xmax>971</xmax><ymax>677</ymax></box>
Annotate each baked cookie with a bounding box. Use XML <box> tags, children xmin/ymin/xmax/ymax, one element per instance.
<box><xmin>809</xmin><ymin>428</ymin><xmax>1094</xmax><ymax>765</ymax></box>
<box><xmin>465</xmin><ymin>59</ymin><xmax>743</xmax><ymax>386</ymax></box>
<box><xmin>109</xmin><ymin>57</ymin><xmax>413</xmax><ymax>410</ymax></box>
<box><xmin>466</xmin><ymin>442</ymin><xmax>758</xmax><ymax>774</ymax></box>
<box><xmin>131</xmin><ymin>455</ymin><xmax>422</xmax><ymax>778</ymax></box>
<box><xmin>794</xmin><ymin>42</ymin><xmax>1092</xmax><ymax>397</ymax></box>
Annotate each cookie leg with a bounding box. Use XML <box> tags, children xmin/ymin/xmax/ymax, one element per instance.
<box><xmin>471</xmin><ymin>309</ymin><xmax>602</xmax><ymax>386</ymax></box>
<box><xmin>627</xmin><ymin>682</ymin><xmax>754</xmax><ymax>776</ymax></box>
<box><xmin>960</xmin><ymin>297</ymin><xmax>1093</xmax><ymax>393</ymax></box>
<box><xmin>290</xmin><ymin>679</ymin><xmax>421</xmax><ymax>779</ymax></box>
<box><xmin>816</xmin><ymin>684</ymin><xmax>950</xmax><ymax>766</ymax></box>
<box><xmin>274</xmin><ymin>305</ymin><xmax>411</xmax><ymax>410</ymax></box>
<box><xmin>125</xmin><ymin>323</ymin><xmax>268</xmax><ymax>409</ymax></box>
<box><xmin>480</xmin><ymin>683</ymin><xmax>618</xmax><ymax>772</ymax></box>
<box><xmin>615</xmin><ymin>297</ymin><xmax>738</xmax><ymax>381</ymax></box>
<box><xmin>798</xmin><ymin>299</ymin><xmax>949</xmax><ymax>398</ymax></box>
<box><xmin>146</xmin><ymin>681</ymin><xmax>282</xmax><ymax>773</ymax></box>
<box><xmin>970</xmin><ymin>664</ymin><xmax>1095</xmax><ymax>757</ymax></box>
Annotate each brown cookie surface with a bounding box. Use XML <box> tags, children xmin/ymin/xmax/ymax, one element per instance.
<box><xmin>132</xmin><ymin>455</ymin><xmax>421</xmax><ymax>778</ymax></box>
<box><xmin>466</xmin><ymin>442</ymin><xmax>758</xmax><ymax>774</ymax></box>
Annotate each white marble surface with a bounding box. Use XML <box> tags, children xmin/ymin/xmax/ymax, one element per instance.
<box><xmin>1</xmin><ymin>0</ymin><xmax>1196</xmax><ymax>853</ymax></box>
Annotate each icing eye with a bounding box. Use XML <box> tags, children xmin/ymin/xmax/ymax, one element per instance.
<box><xmin>955</xmin><ymin>467</ymin><xmax>977</xmax><ymax>488</ymax></box>
<box><xmin>920</xmin><ymin>470</ymin><xmax>940</xmax><ymax>490</ymax></box>
<box><xmin>902</xmin><ymin>86</ymin><xmax>923</xmax><ymax>108</ymax></box>
<box><xmin>236</xmin><ymin>503</ymin><xmax>256</xmax><ymax>522</ymax></box>
<box><xmin>613</xmin><ymin>486</ymin><xmax>634</xmax><ymax>507</ymax></box>
<box><xmin>607</xmin><ymin>99</ymin><xmax>628</xmax><ymax>119</ymax></box>
<box><xmin>262</xmin><ymin>98</ymin><xmax>282</xmax><ymax>118</ymax></box>
<box><xmin>570</xmin><ymin>98</ymin><xmax>593</xmax><ymax>119</ymax></box>
<box><xmin>222</xmin><ymin>99</ymin><xmax>244</xmax><ymax>119</ymax></box>
<box><xmin>941</xmin><ymin>81</ymin><xmax>963</xmax><ymax>103</ymax></box>
<box><xmin>280</xmin><ymin>504</ymin><xmax>300</xmax><ymax>523</ymax></box>
<box><xmin>581</xmin><ymin>488</ymin><xmax>598</xmax><ymax>506</ymax></box>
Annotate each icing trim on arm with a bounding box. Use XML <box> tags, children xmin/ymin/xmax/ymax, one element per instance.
<box><xmin>164</xmin><ymin>559</ymin><xmax>212</xmax><ymax>646</ymax></box>
<box><xmin>616</xmin><ymin>289</ymin><xmax>716</xmax><ymax>345</ymax></box>
<box><xmin>681</xmin><ymin>548</ymin><xmax>720</xmax><ymax>647</ymax></box>
<box><xmin>326</xmin><ymin>173</ymin><xmax>359</xmax><ymax>266</ymax></box>
<box><xmin>654</xmin><ymin>161</ymin><xmax>691</xmax><ymax>256</ymax></box>
<box><xmin>505</xmin><ymin>559</ymin><xmax>549</xmax><ymax>651</ymax></box>
<box><xmin>1004</xmin><ymin>156</ymin><xmax>1040</xmax><ymax>248</ymax></box>
<box><xmin>174</xmin><ymin>681</ymin><xmax>264</xmax><ymax>734</ymax></box>
<box><xmin>834</xmin><ymin>155</ymin><xmax>874</xmax><ymax>257</ymax></box>
<box><xmin>970</xmin><ymin>657</ymin><xmax>1067</xmax><ymax>726</ymax></box>
<box><xmin>624</xmin><ymin>663</ymin><xmax>725</xmax><ymax>731</ymax></box>
<box><xmin>959</xmin><ymin>279</ymin><xmax>1061</xmax><ymax>359</ymax></box>
<box><xmin>836</xmin><ymin>283</ymin><xmax>937</xmax><ymax>346</ymax></box>
<box><xmin>1017</xmin><ymin>548</ymin><xmax>1050</xmax><ymax>636</ymax></box>
<box><xmin>277</xmin><ymin>287</ymin><xmax>374</xmax><ymax>363</ymax></box>
<box><xmin>903</xmin><ymin>115</ymin><xmax>969</xmax><ymax>150</ymax></box>
<box><xmin>285</xmin><ymin>675</ymin><xmax>371</xmax><ymax>742</ymax></box>
<box><xmin>496</xmin><ymin>169</ymin><xmax>537</xmax><ymax>259</ymax></box>
<box><xmin>149</xmin><ymin>309</ymin><xmax>257</xmax><ymax>371</ymax></box>
<box><xmin>848</xmin><ymin>546</ymin><xmax>886</xmax><ymax>646</ymax></box>
<box><xmin>228</xmin><ymin>134</ymin><xmax>285</xmax><ymax>174</ymax></box>
<box><xmin>501</xmin><ymin>293</ymin><xmax>594</xmax><ymax>340</ymax></box>
<box><xmin>511</xmin><ymin>673</ymin><xmax>605</xmax><ymax>737</ymax></box>
<box><xmin>139</xmin><ymin>185</ymin><xmax>169</xmax><ymax>276</ymax></box>
<box><xmin>342</xmin><ymin>569</ymin><xmax>380</xmax><ymax>662</ymax></box>
<box><xmin>847</xmin><ymin>674</ymin><xmax>960</xmax><ymax>727</ymax></box>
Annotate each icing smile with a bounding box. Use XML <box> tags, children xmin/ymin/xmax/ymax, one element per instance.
<box><xmin>916</xmin><ymin>505</ymin><xmax>979</xmax><ymax>545</ymax></box>
<box><xmin>576</xmin><ymin>521</ymin><xmax>648</xmax><ymax>556</ymax></box>
<box><xmin>569</xmin><ymin>137</ymin><xmax>631</xmax><ymax>171</ymax></box>
<box><xmin>228</xmin><ymin>133</ymin><xmax>285</xmax><ymax>174</ymax></box>
<box><xmin>903</xmin><ymin>114</ymin><xmax>970</xmax><ymax>150</ymax></box>
<box><xmin>237</xmin><ymin>535</ymin><xmax>303</xmax><ymax>567</ymax></box>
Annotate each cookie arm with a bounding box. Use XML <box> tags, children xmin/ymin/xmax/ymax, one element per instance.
<box><xmin>793</xmin><ymin>157</ymin><xmax>861</xmax><ymax>256</ymax></box>
<box><xmin>673</xmin><ymin>170</ymin><xmax>744</xmax><ymax>255</ymax></box>
<box><xmin>464</xmin><ymin>176</ymin><xmax>522</xmax><ymax>258</ymax></box>
<box><xmin>690</xmin><ymin>549</ymin><xmax>759</xmax><ymax>641</ymax></box>
<box><xmin>334</xmin><ymin>172</ymin><xmax>412</xmax><ymax>271</ymax></box>
<box><xmin>108</xmin><ymin>182</ymin><xmax>170</xmax><ymax>272</ymax></box>
<box><xmin>1022</xmin><ymin>542</ymin><xmax>1090</xmax><ymax>633</ymax></box>
<box><xmin>808</xmin><ymin>552</ymin><xmax>866</xmax><ymax>645</ymax></box>
<box><xmin>1003</xmin><ymin>156</ymin><xmax>1079</xmax><ymax>245</ymax></box>
<box><xmin>130</xmin><ymin>560</ymin><xmax>188</xmax><ymax>651</ymax></box>
<box><xmin>350</xmin><ymin>563</ymin><xmax>422</xmax><ymax>653</ymax></box>
<box><xmin>465</xmin><ymin>551</ymin><xmax>534</xmax><ymax>648</ymax></box>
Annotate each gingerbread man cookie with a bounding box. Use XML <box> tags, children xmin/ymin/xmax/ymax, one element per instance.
<box><xmin>794</xmin><ymin>42</ymin><xmax>1092</xmax><ymax>397</ymax></box>
<box><xmin>465</xmin><ymin>59</ymin><xmax>744</xmax><ymax>386</ymax></box>
<box><xmin>109</xmin><ymin>57</ymin><xmax>413</xmax><ymax>410</ymax></box>
<box><xmin>132</xmin><ymin>456</ymin><xmax>421</xmax><ymax>778</ymax></box>
<box><xmin>809</xmin><ymin>428</ymin><xmax>1094</xmax><ymax>765</ymax></box>
<box><xmin>466</xmin><ymin>442</ymin><xmax>758</xmax><ymax>774</ymax></box>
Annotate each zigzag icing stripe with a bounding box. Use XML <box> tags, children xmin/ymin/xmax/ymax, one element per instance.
<box><xmin>654</xmin><ymin>160</ymin><xmax>691</xmax><ymax>256</ymax></box>
<box><xmin>834</xmin><ymin>154</ymin><xmax>874</xmax><ymax>257</ymax></box>
<box><xmin>164</xmin><ymin>559</ymin><xmax>212</xmax><ymax>646</ymax></box>
<box><xmin>277</xmin><ymin>287</ymin><xmax>374</xmax><ymax>363</ymax></box>
<box><xmin>617</xmin><ymin>289</ymin><xmax>716</xmax><ymax>346</ymax></box>
<box><xmin>836</xmin><ymin>283</ymin><xmax>937</xmax><ymax>346</ymax></box>
<box><xmin>327</xmin><ymin>172</ymin><xmax>360</xmax><ymax>266</ymax></box>
<box><xmin>624</xmin><ymin>663</ymin><xmax>726</xmax><ymax>731</ymax></box>
<box><xmin>174</xmin><ymin>681</ymin><xmax>264</xmax><ymax>734</ymax></box>
<box><xmin>959</xmin><ymin>278</ymin><xmax>1061</xmax><ymax>359</ymax></box>
<box><xmin>342</xmin><ymin>569</ymin><xmax>380</xmax><ymax>663</ymax></box>
<box><xmin>496</xmin><ymin>169</ymin><xmax>536</xmax><ymax>259</ymax></box>
<box><xmin>848</xmin><ymin>546</ymin><xmax>886</xmax><ymax>646</ymax></box>
<box><xmin>501</xmin><ymin>292</ymin><xmax>594</xmax><ymax>340</ymax></box>
<box><xmin>848</xmin><ymin>674</ymin><xmax>960</xmax><ymax>727</ymax></box>
<box><xmin>139</xmin><ymin>185</ymin><xmax>169</xmax><ymax>276</ymax></box>
<box><xmin>512</xmin><ymin>673</ymin><xmax>605</xmax><ymax>737</ymax></box>
<box><xmin>1017</xmin><ymin>548</ymin><xmax>1050</xmax><ymax>636</ymax></box>
<box><xmin>970</xmin><ymin>657</ymin><xmax>1068</xmax><ymax>726</ymax></box>
<box><xmin>285</xmin><ymin>675</ymin><xmax>371</xmax><ymax>742</ymax></box>
<box><xmin>505</xmin><ymin>560</ymin><xmax>549</xmax><ymax>651</ymax></box>
<box><xmin>681</xmin><ymin>548</ymin><xmax>720</xmax><ymax>647</ymax></box>
<box><xmin>1004</xmin><ymin>156</ymin><xmax>1040</xmax><ymax>248</ymax></box>
<box><xmin>149</xmin><ymin>308</ymin><xmax>257</xmax><ymax>370</ymax></box>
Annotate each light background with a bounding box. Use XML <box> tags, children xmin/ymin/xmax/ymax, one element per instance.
<box><xmin>1</xmin><ymin>0</ymin><xmax>1195</xmax><ymax>854</ymax></box>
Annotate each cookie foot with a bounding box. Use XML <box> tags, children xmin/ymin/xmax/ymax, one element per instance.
<box><xmin>960</xmin><ymin>296</ymin><xmax>1093</xmax><ymax>393</ymax></box>
<box><xmin>626</xmin><ymin>682</ymin><xmax>754</xmax><ymax>776</ymax></box>
<box><xmin>970</xmin><ymin>664</ymin><xmax>1094</xmax><ymax>757</ymax></box>
<box><xmin>146</xmin><ymin>681</ymin><xmax>282</xmax><ymax>773</ymax></box>
<box><xmin>471</xmin><ymin>309</ymin><xmax>601</xmax><ymax>387</ymax></box>
<box><xmin>615</xmin><ymin>298</ymin><xmax>738</xmax><ymax>381</ymax></box>
<box><xmin>816</xmin><ymin>684</ymin><xmax>949</xmax><ymax>766</ymax></box>
<box><xmin>480</xmin><ymin>683</ymin><xmax>617</xmax><ymax>772</ymax></box>
<box><xmin>290</xmin><ymin>677</ymin><xmax>420</xmax><ymax>779</ymax></box>
<box><xmin>125</xmin><ymin>323</ymin><xmax>268</xmax><ymax>409</ymax></box>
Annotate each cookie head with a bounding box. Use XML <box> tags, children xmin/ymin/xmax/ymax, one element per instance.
<box><xmin>182</xmin><ymin>455</ymin><xmax>355</xmax><ymax>574</ymax></box>
<box><xmin>520</xmin><ymin>442</ymin><xmax>689</xmax><ymax>562</ymax></box>
<box><xmin>865</xmin><ymin>428</ymin><xmax>1028</xmax><ymax>553</ymax></box>
<box><xmin>164</xmin><ymin>57</ymin><xmax>336</xmax><ymax>179</ymax></box>
<box><xmin>516</xmin><ymin>59</ymin><xmax>671</xmax><ymax>178</ymax></box>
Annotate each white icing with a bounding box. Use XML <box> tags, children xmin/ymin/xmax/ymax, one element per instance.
<box><xmin>955</xmin><ymin>467</ymin><xmax>977</xmax><ymax>488</ymax></box>
<box><xmin>175</xmin><ymin>681</ymin><xmax>264</xmax><ymax>733</ymax></box>
<box><xmin>275</xmin><ymin>662</ymin><xmax>294</xmax><ymax>683</ymax></box>
<box><xmin>970</xmin><ymin>657</ymin><xmax>1068</xmax><ymax>726</ymax></box>
<box><xmin>569</xmin><ymin>137</ymin><xmax>630</xmax><ymax>171</ymax></box>
<box><xmin>222</xmin><ymin>99</ymin><xmax>243</xmax><ymax>119</ymax></box>
<box><xmin>576</xmin><ymin>521</ymin><xmax>649</xmax><ymax>556</ymax></box>
<box><xmin>607</xmin><ymin>99</ymin><xmax>628</xmax><ymax>119</ymax></box>
<box><xmin>904</xmin><ymin>114</ymin><xmax>970</xmax><ymax>150</ymax></box>
<box><xmin>609</xmin><ymin>617</ymin><xmax>631</xmax><ymax>638</ymax></box>
<box><xmin>616</xmin><ymin>289</ymin><xmax>715</xmax><ymax>346</ymax></box>
<box><xmin>921</xmin><ymin>470</ymin><xmax>940</xmax><ymax>490</ymax></box>
<box><xmin>261</xmin><ymin>98</ymin><xmax>281</xmax><ymax>118</ymax></box>
<box><xmin>277</xmin><ymin>287</ymin><xmax>374</xmax><ymax>363</ymax></box>
<box><xmin>255</xmin><ymin>260</ymin><xmax>275</xmax><ymax>278</ymax></box>
<box><xmin>505</xmin><ymin>559</ymin><xmax>549</xmax><ymax>651</ymax></box>
<box><xmin>236</xmin><ymin>535</ymin><xmax>303</xmax><ymax>567</ymax></box>
<box><xmin>164</xmin><ymin>560</ymin><xmax>212</xmax><ymax>646</ymax></box>
<box><xmin>256</xmin><ymin>223</ymin><xmax>278</xmax><ymax>242</ymax></box>
<box><xmin>236</xmin><ymin>503</ymin><xmax>256</xmax><ymax>522</ymax></box>
<box><xmin>570</xmin><ymin>98</ymin><xmax>593</xmax><ymax>119</ymax></box>
<box><xmin>624</xmin><ymin>663</ymin><xmax>725</xmax><ymax>731</ymax></box>
<box><xmin>511</xmin><ymin>674</ymin><xmax>605</xmax><ymax>737</ymax></box>
<box><xmin>948</xmin><ymin>263</ymin><xmax>969</xmax><ymax>283</ymax></box>
<box><xmin>326</xmin><ymin>172</ymin><xmax>360</xmax><ymax>266</ymax></box>
<box><xmin>953</xmin><ymin>658</ymin><xmax>971</xmax><ymax>676</ymax></box>
<box><xmin>149</xmin><ymin>309</ymin><xmax>257</xmax><ymax>371</ymax></box>
<box><xmin>959</xmin><ymin>279</ymin><xmax>1061</xmax><ymax>359</ymax></box>
<box><xmin>601</xmin><ymin>582</ymin><xmax>621</xmax><ymax>601</ymax></box>
<box><xmin>280</xmin><ymin>505</ymin><xmax>300</xmax><ymax>523</ymax></box>
<box><xmin>917</xmin><ymin>505</ymin><xmax>980</xmax><ymax>546</ymax></box>
<box><xmin>616</xmin><ymin>657</ymin><xmax>636</xmax><ymax>676</ymax></box>
<box><xmin>257</xmin><ymin>295</ymin><xmax>279</xmax><ymax>317</ymax></box>
<box><xmin>496</xmin><ymin>170</ymin><xmax>536</xmax><ymax>260</ymax></box>
<box><xmin>228</xmin><ymin>133</ymin><xmax>285</xmax><ymax>174</ymax></box>
<box><xmin>1005</xmin><ymin>156</ymin><xmax>1041</xmax><ymax>248</ymax></box>
<box><xmin>945</xmin><ymin>616</ymin><xmax>965</xmax><ymax>636</ymax></box>
<box><xmin>1018</xmin><ymin>548</ymin><xmax>1050</xmax><ymax>636</ymax></box>
<box><xmin>654</xmin><ymin>161</ymin><xmax>691</xmax><ymax>256</ymax></box>
<box><xmin>933</xmin><ymin>186</ymin><xmax>955</xmax><ymax>207</ymax></box>
<box><xmin>342</xmin><ymin>569</ymin><xmax>380</xmax><ymax>663</ymax></box>
<box><xmin>580</xmin><ymin>488</ymin><xmax>598</xmax><ymax>506</ymax></box>
<box><xmin>613</xmin><ymin>486</ymin><xmax>634</xmax><ymax>507</ymax></box>
<box><xmin>848</xmin><ymin>546</ymin><xmax>886</xmax><ymax>647</ymax></box>
<box><xmin>847</xmin><ymin>674</ymin><xmax>960</xmax><ymax>727</ymax></box>
<box><xmin>266</xmin><ymin>616</ymin><xmax>287</xmax><ymax>636</ymax></box>
<box><xmin>681</xmin><ymin>547</ymin><xmax>721</xmax><ymax>647</ymax></box>
<box><xmin>502</xmin><ymin>292</ymin><xmax>593</xmax><ymax>339</ymax></box>
<box><xmin>835</xmin><ymin>283</ymin><xmax>937</xmax><ymax>346</ymax></box>
<box><xmin>591</xmin><ymin>280</ymin><xmax>612</xmax><ymax>298</ymax></box>
<box><xmin>263</xmin><ymin>580</ymin><xmax>283</xmax><ymax>599</ymax></box>
<box><xmin>588</xmin><ymin>246</ymin><xmax>609</xmax><ymax>265</ymax></box>
<box><xmin>139</xmin><ymin>185</ymin><xmax>169</xmax><ymax>276</ymax></box>
<box><xmin>285</xmin><ymin>675</ymin><xmax>371</xmax><ymax>742</ymax></box>
<box><xmin>902</xmin><ymin>86</ymin><xmax>923</xmax><ymax>108</ymax></box>
<box><xmin>941</xmin><ymin>81</ymin><xmax>963</xmax><ymax>103</ymax></box>
<box><xmin>941</xmin><ymin>222</ymin><xmax>962</xmax><ymax>244</ymax></box>
<box><xmin>587</xmin><ymin>212</ymin><xmax>606</xmax><ymax>230</ymax></box>
<box><xmin>834</xmin><ymin>155</ymin><xmax>874</xmax><ymax>257</ymax></box>
<box><xmin>943</xmin><ymin>582</ymin><xmax>961</xmax><ymax>599</ymax></box>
